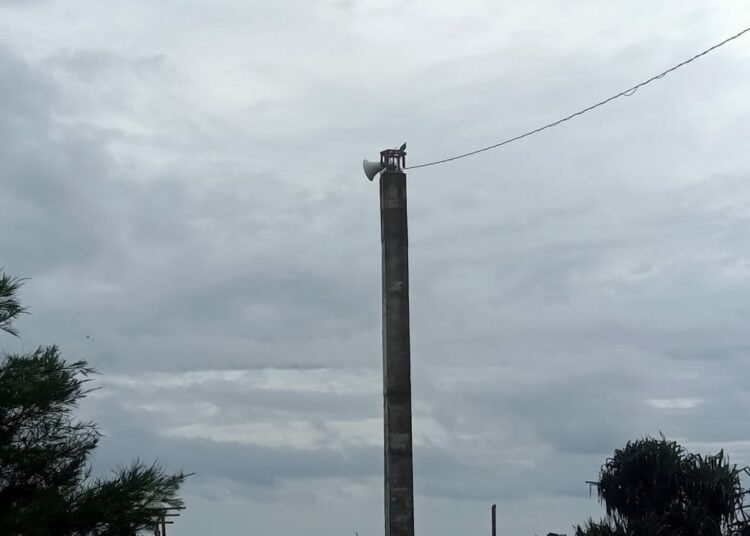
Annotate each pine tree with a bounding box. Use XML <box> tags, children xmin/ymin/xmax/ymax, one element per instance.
<box><xmin>0</xmin><ymin>272</ymin><xmax>188</xmax><ymax>535</ymax></box>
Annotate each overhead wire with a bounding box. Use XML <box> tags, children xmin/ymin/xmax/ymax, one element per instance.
<box><xmin>406</xmin><ymin>26</ymin><xmax>750</xmax><ymax>170</ymax></box>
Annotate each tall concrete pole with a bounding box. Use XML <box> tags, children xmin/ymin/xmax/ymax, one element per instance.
<box><xmin>379</xmin><ymin>160</ymin><xmax>415</xmax><ymax>536</ymax></box>
<box><xmin>492</xmin><ymin>503</ymin><xmax>497</xmax><ymax>536</ymax></box>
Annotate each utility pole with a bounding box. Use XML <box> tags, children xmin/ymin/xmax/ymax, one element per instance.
<box><xmin>153</xmin><ymin>507</ymin><xmax>183</xmax><ymax>536</ymax></box>
<box><xmin>366</xmin><ymin>145</ymin><xmax>415</xmax><ymax>536</ymax></box>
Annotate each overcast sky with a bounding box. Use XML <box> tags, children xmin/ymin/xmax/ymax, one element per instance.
<box><xmin>2</xmin><ymin>1</ymin><xmax>750</xmax><ymax>535</ymax></box>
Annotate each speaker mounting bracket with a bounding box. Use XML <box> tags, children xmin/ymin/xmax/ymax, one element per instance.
<box><xmin>380</xmin><ymin>146</ymin><xmax>406</xmax><ymax>171</ymax></box>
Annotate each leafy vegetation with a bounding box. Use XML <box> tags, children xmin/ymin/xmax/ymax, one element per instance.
<box><xmin>576</xmin><ymin>436</ymin><xmax>750</xmax><ymax>536</ymax></box>
<box><xmin>0</xmin><ymin>272</ymin><xmax>188</xmax><ymax>535</ymax></box>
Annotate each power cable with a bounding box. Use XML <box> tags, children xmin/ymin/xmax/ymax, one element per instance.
<box><xmin>406</xmin><ymin>26</ymin><xmax>750</xmax><ymax>170</ymax></box>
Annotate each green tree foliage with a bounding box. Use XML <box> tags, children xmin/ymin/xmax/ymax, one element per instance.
<box><xmin>576</xmin><ymin>437</ymin><xmax>750</xmax><ymax>536</ymax></box>
<box><xmin>0</xmin><ymin>273</ymin><xmax>188</xmax><ymax>535</ymax></box>
<box><xmin>0</xmin><ymin>273</ymin><xmax>25</xmax><ymax>336</ymax></box>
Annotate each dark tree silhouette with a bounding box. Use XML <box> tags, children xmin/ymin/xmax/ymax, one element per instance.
<box><xmin>0</xmin><ymin>273</ymin><xmax>25</xmax><ymax>336</ymax></box>
<box><xmin>0</xmin><ymin>272</ymin><xmax>188</xmax><ymax>535</ymax></box>
<box><xmin>576</xmin><ymin>436</ymin><xmax>750</xmax><ymax>536</ymax></box>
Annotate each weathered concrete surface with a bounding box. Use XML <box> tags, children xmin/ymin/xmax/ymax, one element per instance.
<box><xmin>379</xmin><ymin>169</ymin><xmax>414</xmax><ymax>536</ymax></box>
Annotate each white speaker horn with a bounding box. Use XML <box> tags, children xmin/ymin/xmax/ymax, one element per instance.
<box><xmin>363</xmin><ymin>159</ymin><xmax>385</xmax><ymax>181</ymax></box>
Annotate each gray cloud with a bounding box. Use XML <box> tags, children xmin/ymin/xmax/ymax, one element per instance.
<box><xmin>2</xmin><ymin>2</ymin><xmax>750</xmax><ymax>535</ymax></box>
